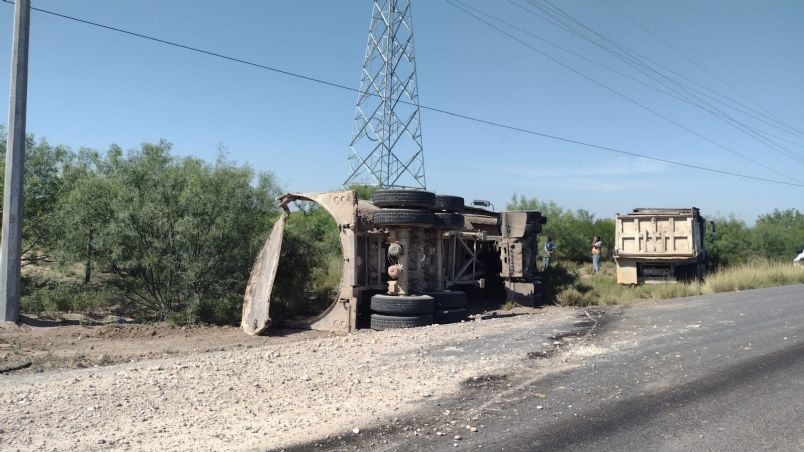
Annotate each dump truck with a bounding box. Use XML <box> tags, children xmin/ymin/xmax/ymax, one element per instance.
<box><xmin>613</xmin><ymin>208</ymin><xmax>708</xmax><ymax>284</ymax></box>
<box><xmin>241</xmin><ymin>189</ymin><xmax>546</xmax><ymax>335</ymax></box>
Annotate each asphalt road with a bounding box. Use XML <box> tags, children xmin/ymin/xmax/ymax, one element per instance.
<box><xmin>301</xmin><ymin>284</ymin><xmax>804</xmax><ymax>452</ymax></box>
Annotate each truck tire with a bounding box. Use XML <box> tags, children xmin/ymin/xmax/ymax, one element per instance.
<box><xmin>372</xmin><ymin>189</ymin><xmax>435</xmax><ymax>209</ymax></box>
<box><xmin>434</xmin><ymin>308</ymin><xmax>468</xmax><ymax>324</ymax></box>
<box><xmin>435</xmin><ymin>212</ymin><xmax>465</xmax><ymax>230</ymax></box>
<box><xmin>425</xmin><ymin>290</ymin><xmax>468</xmax><ymax>309</ymax></box>
<box><xmin>435</xmin><ymin>195</ymin><xmax>464</xmax><ymax>212</ymax></box>
<box><xmin>372</xmin><ymin>209</ymin><xmax>437</xmax><ymax>228</ymax></box>
<box><xmin>370</xmin><ymin>294</ymin><xmax>434</xmax><ymax>315</ymax></box>
<box><xmin>370</xmin><ymin>313</ymin><xmax>433</xmax><ymax>330</ymax></box>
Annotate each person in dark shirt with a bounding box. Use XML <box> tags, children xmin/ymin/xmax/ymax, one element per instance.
<box><xmin>543</xmin><ymin>237</ymin><xmax>556</xmax><ymax>270</ymax></box>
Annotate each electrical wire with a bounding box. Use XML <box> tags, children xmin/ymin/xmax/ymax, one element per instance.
<box><xmin>603</xmin><ymin>0</ymin><xmax>804</xmax><ymax>139</ymax></box>
<box><xmin>517</xmin><ymin>0</ymin><xmax>804</xmax><ymax>163</ymax></box>
<box><xmin>465</xmin><ymin>0</ymin><xmax>804</xmax><ymax>157</ymax></box>
<box><xmin>449</xmin><ymin>0</ymin><xmax>803</xmax><ymax>182</ymax></box>
<box><xmin>2</xmin><ymin>0</ymin><xmax>803</xmax><ymax>188</ymax></box>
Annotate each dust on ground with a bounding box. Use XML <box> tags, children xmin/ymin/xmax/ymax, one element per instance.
<box><xmin>0</xmin><ymin>314</ymin><xmax>328</xmax><ymax>373</ymax></box>
<box><xmin>0</xmin><ymin>306</ymin><xmax>579</xmax><ymax>451</ymax></box>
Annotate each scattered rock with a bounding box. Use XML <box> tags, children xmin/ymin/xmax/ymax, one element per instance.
<box><xmin>0</xmin><ymin>305</ymin><xmax>578</xmax><ymax>450</ymax></box>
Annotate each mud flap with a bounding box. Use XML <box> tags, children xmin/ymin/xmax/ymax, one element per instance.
<box><xmin>241</xmin><ymin>212</ymin><xmax>288</xmax><ymax>335</ymax></box>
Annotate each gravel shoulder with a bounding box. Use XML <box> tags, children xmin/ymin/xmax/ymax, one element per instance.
<box><xmin>0</xmin><ymin>306</ymin><xmax>582</xmax><ymax>451</ymax></box>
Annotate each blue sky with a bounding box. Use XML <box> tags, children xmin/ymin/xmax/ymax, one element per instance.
<box><xmin>1</xmin><ymin>0</ymin><xmax>803</xmax><ymax>223</ymax></box>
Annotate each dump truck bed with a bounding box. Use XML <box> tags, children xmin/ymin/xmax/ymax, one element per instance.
<box><xmin>614</xmin><ymin>208</ymin><xmax>707</xmax><ymax>284</ymax></box>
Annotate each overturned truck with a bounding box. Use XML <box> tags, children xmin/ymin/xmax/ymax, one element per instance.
<box><xmin>242</xmin><ymin>189</ymin><xmax>546</xmax><ymax>335</ymax></box>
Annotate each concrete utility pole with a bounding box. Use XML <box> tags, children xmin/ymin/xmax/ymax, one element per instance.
<box><xmin>1</xmin><ymin>0</ymin><xmax>31</xmax><ymax>322</ymax></box>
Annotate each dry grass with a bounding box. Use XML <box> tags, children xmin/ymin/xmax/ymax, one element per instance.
<box><xmin>702</xmin><ymin>260</ymin><xmax>804</xmax><ymax>293</ymax></box>
<box><xmin>552</xmin><ymin>260</ymin><xmax>804</xmax><ymax>307</ymax></box>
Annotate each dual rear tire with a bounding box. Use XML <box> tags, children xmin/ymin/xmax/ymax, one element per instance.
<box><xmin>369</xmin><ymin>291</ymin><xmax>468</xmax><ymax>330</ymax></box>
<box><xmin>368</xmin><ymin>189</ymin><xmax>469</xmax><ymax>330</ymax></box>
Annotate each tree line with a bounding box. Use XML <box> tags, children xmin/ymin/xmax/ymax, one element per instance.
<box><xmin>507</xmin><ymin>194</ymin><xmax>803</xmax><ymax>268</ymax></box>
<box><xmin>1</xmin><ymin>131</ymin><xmax>287</xmax><ymax>323</ymax></box>
<box><xmin>1</xmin><ymin>131</ymin><xmax>801</xmax><ymax>324</ymax></box>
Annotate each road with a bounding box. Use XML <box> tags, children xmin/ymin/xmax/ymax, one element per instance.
<box><xmin>302</xmin><ymin>284</ymin><xmax>804</xmax><ymax>451</ymax></box>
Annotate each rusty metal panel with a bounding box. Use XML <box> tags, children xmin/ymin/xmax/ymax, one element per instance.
<box><xmin>241</xmin><ymin>212</ymin><xmax>288</xmax><ymax>335</ymax></box>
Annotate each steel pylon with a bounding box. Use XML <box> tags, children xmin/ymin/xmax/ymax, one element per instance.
<box><xmin>345</xmin><ymin>0</ymin><xmax>426</xmax><ymax>189</ymax></box>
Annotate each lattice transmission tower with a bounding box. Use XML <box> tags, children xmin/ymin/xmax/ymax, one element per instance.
<box><xmin>344</xmin><ymin>0</ymin><xmax>426</xmax><ymax>189</ymax></box>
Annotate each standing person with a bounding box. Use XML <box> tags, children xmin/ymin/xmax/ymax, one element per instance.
<box><xmin>591</xmin><ymin>236</ymin><xmax>602</xmax><ymax>274</ymax></box>
<box><xmin>543</xmin><ymin>237</ymin><xmax>556</xmax><ymax>270</ymax></box>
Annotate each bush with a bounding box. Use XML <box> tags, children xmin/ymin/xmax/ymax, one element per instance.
<box><xmin>508</xmin><ymin>194</ymin><xmax>614</xmax><ymax>263</ymax></box>
<box><xmin>21</xmin><ymin>277</ymin><xmax>121</xmax><ymax>314</ymax></box>
<box><xmin>89</xmin><ymin>142</ymin><xmax>282</xmax><ymax>323</ymax></box>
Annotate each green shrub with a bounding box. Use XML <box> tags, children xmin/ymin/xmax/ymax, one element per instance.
<box><xmin>21</xmin><ymin>277</ymin><xmax>121</xmax><ymax>314</ymax></box>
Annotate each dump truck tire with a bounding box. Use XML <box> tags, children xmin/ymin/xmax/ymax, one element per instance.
<box><xmin>370</xmin><ymin>313</ymin><xmax>433</xmax><ymax>330</ymax></box>
<box><xmin>434</xmin><ymin>308</ymin><xmax>468</xmax><ymax>324</ymax></box>
<box><xmin>372</xmin><ymin>189</ymin><xmax>435</xmax><ymax>209</ymax></box>
<box><xmin>434</xmin><ymin>195</ymin><xmax>464</xmax><ymax>212</ymax></box>
<box><xmin>426</xmin><ymin>290</ymin><xmax>468</xmax><ymax>309</ymax></box>
<box><xmin>372</xmin><ymin>209</ymin><xmax>437</xmax><ymax>228</ymax></box>
<box><xmin>435</xmin><ymin>212</ymin><xmax>465</xmax><ymax>230</ymax></box>
<box><xmin>370</xmin><ymin>294</ymin><xmax>434</xmax><ymax>315</ymax></box>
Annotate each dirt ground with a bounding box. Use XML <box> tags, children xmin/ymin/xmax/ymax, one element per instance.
<box><xmin>0</xmin><ymin>306</ymin><xmax>580</xmax><ymax>451</ymax></box>
<box><xmin>0</xmin><ymin>314</ymin><xmax>330</xmax><ymax>374</ymax></box>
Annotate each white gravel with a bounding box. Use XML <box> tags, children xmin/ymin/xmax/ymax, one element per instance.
<box><xmin>0</xmin><ymin>309</ymin><xmax>576</xmax><ymax>451</ymax></box>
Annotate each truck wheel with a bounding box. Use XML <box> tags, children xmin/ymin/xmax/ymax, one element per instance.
<box><xmin>370</xmin><ymin>294</ymin><xmax>434</xmax><ymax>315</ymax></box>
<box><xmin>435</xmin><ymin>212</ymin><xmax>465</xmax><ymax>230</ymax></box>
<box><xmin>372</xmin><ymin>209</ymin><xmax>437</xmax><ymax>228</ymax></box>
<box><xmin>372</xmin><ymin>189</ymin><xmax>435</xmax><ymax>209</ymax></box>
<box><xmin>434</xmin><ymin>308</ymin><xmax>468</xmax><ymax>324</ymax></box>
<box><xmin>425</xmin><ymin>290</ymin><xmax>468</xmax><ymax>309</ymax></box>
<box><xmin>435</xmin><ymin>195</ymin><xmax>464</xmax><ymax>212</ymax></box>
<box><xmin>370</xmin><ymin>313</ymin><xmax>433</xmax><ymax>330</ymax></box>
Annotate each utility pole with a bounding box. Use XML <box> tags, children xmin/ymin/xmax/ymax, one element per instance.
<box><xmin>1</xmin><ymin>0</ymin><xmax>31</xmax><ymax>322</ymax></box>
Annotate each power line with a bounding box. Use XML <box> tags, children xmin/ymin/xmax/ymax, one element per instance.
<box><xmin>515</xmin><ymin>0</ymin><xmax>804</xmax><ymax>164</ymax></box>
<box><xmin>2</xmin><ymin>0</ymin><xmax>803</xmax><ymax>188</ymax></box>
<box><xmin>449</xmin><ymin>0</ymin><xmax>803</xmax><ymax>182</ymax></box>
<box><xmin>603</xmin><ymin>0</ymin><xmax>804</xmax><ymax>139</ymax></box>
<box><xmin>528</xmin><ymin>0</ymin><xmax>804</xmax><ymax>162</ymax></box>
<box><xmin>466</xmin><ymin>0</ymin><xmax>804</xmax><ymax>160</ymax></box>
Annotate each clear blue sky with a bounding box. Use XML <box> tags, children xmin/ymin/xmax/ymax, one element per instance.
<box><xmin>1</xmin><ymin>0</ymin><xmax>803</xmax><ymax>223</ymax></box>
